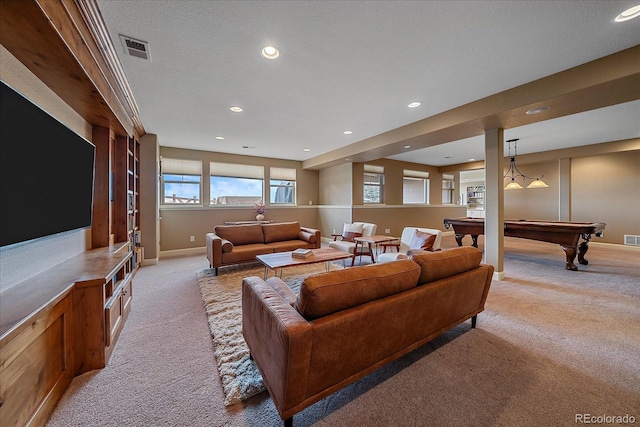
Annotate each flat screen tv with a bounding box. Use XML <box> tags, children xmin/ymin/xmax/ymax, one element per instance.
<box><xmin>0</xmin><ymin>80</ymin><xmax>95</xmax><ymax>248</ymax></box>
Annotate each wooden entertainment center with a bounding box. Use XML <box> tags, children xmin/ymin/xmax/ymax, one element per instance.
<box><xmin>0</xmin><ymin>1</ymin><xmax>146</xmax><ymax>426</ymax></box>
<box><xmin>0</xmin><ymin>243</ymin><xmax>134</xmax><ymax>426</ymax></box>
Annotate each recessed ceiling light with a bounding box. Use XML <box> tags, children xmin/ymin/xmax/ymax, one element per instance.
<box><xmin>215</xmin><ymin>136</ymin><xmax>224</xmax><ymax>140</ymax></box>
<box><xmin>230</xmin><ymin>106</ymin><xmax>243</xmax><ymax>112</ymax></box>
<box><xmin>526</xmin><ymin>106</ymin><xmax>550</xmax><ymax>115</ymax></box>
<box><xmin>303</xmin><ymin>148</ymin><xmax>311</xmax><ymax>152</ymax></box>
<box><xmin>615</xmin><ymin>5</ymin><xmax>640</xmax><ymax>22</ymax></box>
<box><xmin>242</xmin><ymin>145</ymin><xmax>256</xmax><ymax>149</ymax></box>
<box><xmin>408</xmin><ymin>102</ymin><xmax>421</xmax><ymax>108</ymax></box>
<box><xmin>404</xmin><ymin>145</ymin><xmax>411</xmax><ymax>149</ymax></box>
<box><xmin>343</xmin><ymin>130</ymin><xmax>353</xmax><ymax>135</ymax></box>
<box><xmin>261</xmin><ymin>46</ymin><xmax>280</xmax><ymax>59</ymax></box>
<box><xmin>468</xmin><ymin>158</ymin><xmax>476</xmax><ymax>161</ymax></box>
<box><xmin>444</xmin><ymin>156</ymin><xmax>452</xmax><ymax>159</ymax></box>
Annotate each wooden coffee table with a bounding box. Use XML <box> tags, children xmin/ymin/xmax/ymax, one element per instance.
<box><xmin>256</xmin><ymin>248</ymin><xmax>353</xmax><ymax>279</ymax></box>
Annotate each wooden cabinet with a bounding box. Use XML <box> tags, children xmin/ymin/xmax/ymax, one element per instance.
<box><xmin>0</xmin><ymin>244</ymin><xmax>133</xmax><ymax>426</ymax></box>
<box><xmin>72</xmin><ymin>244</ymin><xmax>133</xmax><ymax>374</ymax></box>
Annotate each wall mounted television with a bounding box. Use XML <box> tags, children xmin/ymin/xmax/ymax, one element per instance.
<box><xmin>0</xmin><ymin>80</ymin><xmax>95</xmax><ymax>248</ymax></box>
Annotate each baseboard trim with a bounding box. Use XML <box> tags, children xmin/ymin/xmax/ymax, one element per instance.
<box><xmin>160</xmin><ymin>247</ymin><xmax>207</xmax><ymax>258</ymax></box>
<box><xmin>589</xmin><ymin>241</ymin><xmax>640</xmax><ymax>252</ymax></box>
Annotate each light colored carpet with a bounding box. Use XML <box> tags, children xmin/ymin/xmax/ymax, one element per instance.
<box><xmin>44</xmin><ymin>238</ymin><xmax>640</xmax><ymax>427</ymax></box>
<box><xmin>196</xmin><ymin>261</ymin><xmax>344</xmax><ymax>406</ymax></box>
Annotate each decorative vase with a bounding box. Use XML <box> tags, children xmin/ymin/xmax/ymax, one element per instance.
<box><xmin>256</xmin><ymin>214</ymin><xmax>265</xmax><ymax>221</ymax></box>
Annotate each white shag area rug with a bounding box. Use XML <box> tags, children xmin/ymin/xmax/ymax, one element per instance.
<box><xmin>196</xmin><ymin>262</ymin><xmax>343</xmax><ymax>406</ymax></box>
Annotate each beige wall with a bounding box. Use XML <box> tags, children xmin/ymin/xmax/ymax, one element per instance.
<box><xmin>140</xmin><ymin>134</ymin><xmax>160</xmax><ymax>263</ymax></box>
<box><xmin>319</xmin><ymin>163</ymin><xmax>352</xmax><ymax>205</ymax></box>
<box><xmin>472</xmin><ymin>147</ymin><xmax>640</xmax><ymax>245</ymax></box>
<box><xmin>158</xmin><ymin>147</ymin><xmax>320</xmax><ymax>251</ymax></box>
<box><xmin>354</xmin><ymin>158</ymin><xmax>444</xmax><ymax>205</ymax></box>
<box><xmin>571</xmin><ymin>150</ymin><xmax>640</xmax><ymax>243</ymax></box>
<box><xmin>154</xmin><ymin>147</ymin><xmax>639</xmax><ymax>253</ymax></box>
<box><xmin>504</xmin><ymin>160</ymin><xmax>559</xmax><ymax>220</ymax></box>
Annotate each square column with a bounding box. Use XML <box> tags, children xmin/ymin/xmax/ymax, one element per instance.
<box><xmin>484</xmin><ymin>128</ymin><xmax>504</xmax><ymax>280</ymax></box>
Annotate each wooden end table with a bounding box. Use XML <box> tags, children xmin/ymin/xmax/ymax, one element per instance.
<box><xmin>353</xmin><ymin>235</ymin><xmax>399</xmax><ymax>263</ymax></box>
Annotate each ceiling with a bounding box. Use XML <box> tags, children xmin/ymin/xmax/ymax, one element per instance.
<box><xmin>97</xmin><ymin>1</ymin><xmax>640</xmax><ymax>169</ymax></box>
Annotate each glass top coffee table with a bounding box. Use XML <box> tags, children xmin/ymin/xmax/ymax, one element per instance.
<box><xmin>256</xmin><ymin>248</ymin><xmax>353</xmax><ymax>279</ymax></box>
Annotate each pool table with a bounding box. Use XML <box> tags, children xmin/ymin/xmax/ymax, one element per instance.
<box><xmin>443</xmin><ymin>217</ymin><xmax>606</xmax><ymax>271</ymax></box>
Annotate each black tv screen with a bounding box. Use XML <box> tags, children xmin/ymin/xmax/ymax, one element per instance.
<box><xmin>0</xmin><ymin>81</ymin><xmax>95</xmax><ymax>248</ymax></box>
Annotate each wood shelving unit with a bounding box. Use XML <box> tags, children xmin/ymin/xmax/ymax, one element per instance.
<box><xmin>0</xmin><ymin>244</ymin><xmax>134</xmax><ymax>426</ymax></box>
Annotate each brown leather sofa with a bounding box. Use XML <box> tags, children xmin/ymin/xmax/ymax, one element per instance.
<box><xmin>206</xmin><ymin>221</ymin><xmax>321</xmax><ymax>275</ymax></box>
<box><xmin>242</xmin><ymin>247</ymin><xmax>493</xmax><ymax>426</ymax></box>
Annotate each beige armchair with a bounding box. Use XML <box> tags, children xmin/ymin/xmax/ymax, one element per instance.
<box><xmin>328</xmin><ymin>222</ymin><xmax>377</xmax><ymax>266</ymax></box>
<box><xmin>377</xmin><ymin>226</ymin><xmax>443</xmax><ymax>263</ymax></box>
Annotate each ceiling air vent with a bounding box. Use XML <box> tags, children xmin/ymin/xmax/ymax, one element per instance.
<box><xmin>119</xmin><ymin>35</ymin><xmax>151</xmax><ymax>61</ymax></box>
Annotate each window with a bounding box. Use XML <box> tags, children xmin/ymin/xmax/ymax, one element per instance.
<box><xmin>270</xmin><ymin>167</ymin><xmax>296</xmax><ymax>204</ymax></box>
<box><xmin>442</xmin><ymin>173</ymin><xmax>455</xmax><ymax>204</ymax></box>
<box><xmin>161</xmin><ymin>158</ymin><xmax>202</xmax><ymax>205</ymax></box>
<box><xmin>210</xmin><ymin>162</ymin><xmax>264</xmax><ymax>205</ymax></box>
<box><xmin>403</xmin><ymin>170</ymin><xmax>430</xmax><ymax>204</ymax></box>
<box><xmin>364</xmin><ymin>164</ymin><xmax>384</xmax><ymax>204</ymax></box>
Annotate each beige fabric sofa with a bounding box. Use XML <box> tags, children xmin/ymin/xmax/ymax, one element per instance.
<box><xmin>206</xmin><ymin>221</ymin><xmax>321</xmax><ymax>275</ymax></box>
<box><xmin>242</xmin><ymin>247</ymin><xmax>494</xmax><ymax>426</ymax></box>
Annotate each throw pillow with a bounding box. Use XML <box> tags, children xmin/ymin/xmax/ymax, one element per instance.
<box><xmin>342</xmin><ymin>222</ymin><xmax>364</xmax><ymax>242</ymax></box>
<box><xmin>221</xmin><ymin>239</ymin><xmax>233</xmax><ymax>253</ymax></box>
<box><xmin>409</xmin><ymin>230</ymin><xmax>436</xmax><ymax>251</ymax></box>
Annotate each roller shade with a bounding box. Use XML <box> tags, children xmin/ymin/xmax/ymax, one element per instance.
<box><xmin>270</xmin><ymin>167</ymin><xmax>296</xmax><ymax>181</ymax></box>
<box><xmin>404</xmin><ymin>169</ymin><xmax>429</xmax><ymax>178</ymax></box>
<box><xmin>210</xmin><ymin>162</ymin><xmax>263</xmax><ymax>179</ymax></box>
<box><xmin>162</xmin><ymin>158</ymin><xmax>201</xmax><ymax>175</ymax></box>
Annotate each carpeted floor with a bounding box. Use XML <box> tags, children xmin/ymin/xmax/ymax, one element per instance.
<box><xmin>196</xmin><ymin>262</ymin><xmax>342</xmax><ymax>405</ymax></box>
<box><xmin>45</xmin><ymin>236</ymin><xmax>640</xmax><ymax>427</ymax></box>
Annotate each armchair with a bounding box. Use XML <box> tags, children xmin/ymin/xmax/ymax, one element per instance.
<box><xmin>377</xmin><ymin>227</ymin><xmax>443</xmax><ymax>263</ymax></box>
<box><xmin>328</xmin><ymin>222</ymin><xmax>377</xmax><ymax>266</ymax></box>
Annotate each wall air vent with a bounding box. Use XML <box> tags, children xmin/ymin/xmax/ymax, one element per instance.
<box><xmin>623</xmin><ymin>235</ymin><xmax>640</xmax><ymax>246</ymax></box>
<box><xmin>119</xmin><ymin>35</ymin><xmax>151</xmax><ymax>61</ymax></box>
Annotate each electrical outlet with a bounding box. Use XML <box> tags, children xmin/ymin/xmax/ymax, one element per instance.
<box><xmin>190</xmin><ymin>236</ymin><xmax>195</xmax><ymax>242</ymax></box>
<box><xmin>385</xmin><ymin>228</ymin><xmax>390</xmax><ymax>234</ymax></box>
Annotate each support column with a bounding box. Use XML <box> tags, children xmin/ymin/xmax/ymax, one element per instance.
<box><xmin>558</xmin><ymin>158</ymin><xmax>571</xmax><ymax>221</ymax></box>
<box><xmin>484</xmin><ymin>129</ymin><xmax>505</xmax><ymax>280</ymax></box>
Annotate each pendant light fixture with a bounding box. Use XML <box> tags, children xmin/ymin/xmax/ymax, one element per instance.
<box><xmin>504</xmin><ymin>139</ymin><xmax>548</xmax><ymax>190</ymax></box>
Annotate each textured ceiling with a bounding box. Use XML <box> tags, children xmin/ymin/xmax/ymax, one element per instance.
<box><xmin>97</xmin><ymin>0</ymin><xmax>640</xmax><ymax>167</ymax></box>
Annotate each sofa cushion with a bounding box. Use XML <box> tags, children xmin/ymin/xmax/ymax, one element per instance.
<box><xmin>409</xmin><ymin>229</ymin><xmax>436</xmax><ymax>251</ymax></box>
<box><xmin>214</xmin><ymin>224</ymin><xmax>264</xmax><ymax>245</ymax></box>
<box><xmin>221</xmin><ymin>238</ymin><xmax>233</xmax><ymax>253</ymax></box>
<box><xmin>295</xmin><ymin>259</ymin><xmax>420</xmax><ymax>319</ymax></box>
<box><xmin>410</xmin><ymin>247</ymin><xmax>482</xmax><ymax>284</ymax></box>
<box><xmin>262</xmin><ymin>221</ymin><xmax>301</xmax><ymax>243</ymax></box>
<box><xmin>298</xmin><ymin>230</ymin><xmax>316</xmax><ymax>243</ymax></box>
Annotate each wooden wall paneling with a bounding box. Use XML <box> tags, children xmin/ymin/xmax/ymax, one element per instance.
<box><xmin>0</xmin><ymin>0</ymin><xmax>130</xmax><ymax>135</ymax></box>
<box><xmin>71</xmin><ymin>279</ymin><xmax>107</xmax><ymax>374</ymax></box>
<box><xmin>91</xmin><ymin>126</ymin><xmax>113</xmax><ymax>248</ymax></box>
<box><xmin>0</xmin><ymin>294</ymin><xmax>74</xmax><ymax>427</ymax></box>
